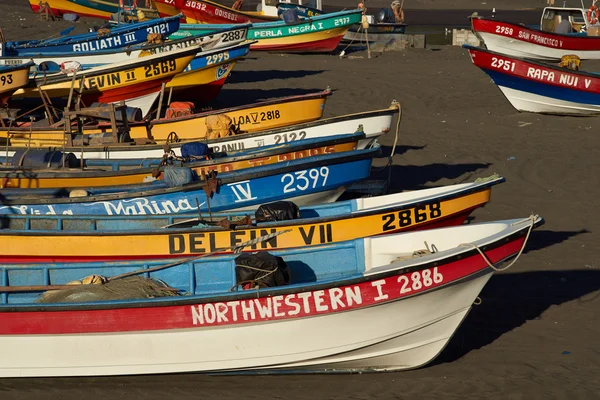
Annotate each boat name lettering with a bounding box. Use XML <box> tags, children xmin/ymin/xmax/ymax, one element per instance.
<box><xmin>211</xmin><ymin>142</ymin><xmax>244</xmax><ymax>152</ymax></box>
<box><xmin>528</xmin><ymin>33</ymin><xmax>562</xmax><ymax>48</ymax></box>
<box><xmin>88</xmin><ymin>72</ymin><xmax>122</xmax><ymax>89</ymax></box>
<box><xmin>72</xmin><ymin>36</ymin><xmax>123</xmax><ymax>52</ymax></box>
<box><xmin>206</xmin><ymin>51</ymin><xmax>230</xmax><ymax>66</ymax></box>
<box><xmin>93</xmin><ymin>198</ymin><xmax>194</xmax><ymax>215</ymax></box>
<box><xmin>230</xmin><ymin>109</ymin><xmax>280</xmax><ymax>126</ymax></box>
<box><xmin>526</xmin><ymin>67</ymin><xmax>591</xmax><ymax>89</ymax></box>
<box><xmin>281</xmin><ymin>166</ymin><xmax>329</xmax><ymax>194</ymax></box>
<box><xmin>147</xmin><ymin>23</ymin><xmax>170</xmax><ymax>35</ymax></box>
<box><xmin>334</xmin><ymin>17</ymin><xmax>350</xmax><ymax>26</ymax></box>
<box><xmin>168</xmin><ymin>228</ymin><xmax>278</xmax><ymax>254</ymax></box>
<box><xmin>1</xmin><ymin>60</ymin><xmax>22</xmax><ymax>65</ymax></box>
<box><xmin>222</xmin><ymin>29</ymin><xmax>244</xmax><ymax>42</ymax></box>
<box><xmin>381</xmin><ymin>201</ymin><xmax>442</xmax><ymax>231</ymax></box>
<box><xmin>0</xmin><ymin>74</ymin><xmax>13</xmax><ymax>86</ymax></box>
<box><xmin>298</xmin><ymin>223</ymin><xmax>333</xmax><ymax>245</ymax></box>
<box><xmin>144</xmin><ymin>59</ymin><xmax>177</xmax><ymax>78</ymax></box>
<box><xmin>274</xmin><ymin>131</ymin><xmax>306</xmax><ymax>144</ymax></box>
<box><xmin>495</xmin><ymin>25</ymin><xmax>514</xmax><ymax>36</ymax></box>
<box><xmin>149</xmin><ymin>37</ymin><xmax>200</xmax><ymax>55</ymax></box>
<box><xmin>189</xmin><ymin>267</ymin><xmax>445</xmax><ymax>326</ymax></box>
<box><xmin>286</xmin><ymin>22</ymin><xmax>324</xmax><ymax>35</ymax></box>
<box><xmin>0</xmin><ymin>205</ymin><xmax>73</xmax><ymax>215</ymax></box>
<box><xmin>491</xmin><ymin>57</ymin><xmax>515</xmax><ymax>72</ymax></box>
<box><xmin>272</xmin><ymin>146</ymin><xmax>336</xmax><ymax>162</ymax></box>
<box><xmin>228</xmin><ymin>180</ymin><xmax>257</xmax><ymax>203</ymax></box>
<box><xmin>214</xmin><ymin>8</ymin><xmax>239</xmax><ymax>22</ymax></box>
<box><xmin>184</xmin><ymin>0</ymin><xmax>206</xmax><ymax>11</ymax></box>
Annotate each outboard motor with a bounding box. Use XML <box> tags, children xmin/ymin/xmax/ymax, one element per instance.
<box><xmin>376</xmin><ymin>8</ymin><xmax>395</xmax><ymax>23</ymax></box>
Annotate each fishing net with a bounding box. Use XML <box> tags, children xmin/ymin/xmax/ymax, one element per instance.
<box><xmin>35</xmin><ymin>276</ymin><xmax>181</xmax><ymax>304</ymax></box>
<box><xmin>205</xmin><ymin>115</ymin><xmax>236</xmax><ymax>140</ymax></box>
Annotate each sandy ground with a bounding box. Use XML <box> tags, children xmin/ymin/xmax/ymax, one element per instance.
<box><xmin>0</xmin><ymin>0</ymin><xmax>599</xmax><ymax>399</ymax></box>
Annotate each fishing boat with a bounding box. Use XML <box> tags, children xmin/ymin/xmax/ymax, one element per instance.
<box><xmin>470</xmin><ymin>6</ymin><xmax>600</xmax><ymax>61</ymax></box>
<box><xmin>0</xmin><ymin>25</ymin><xmax>250</xmax><ymax>70</ymax></box>
<box><xmin>0</xmin><ymin>15</ymin><xmax>181</xmax><ymax>56</ymax></box>
<box><xmin>3</xmin><ymin>90</ymin><xmax>335</xmax><ymax>148</ymax></box>
<box><xmin>152</xmin><ymin>0</ymin><xmax>186</xmax><ymax>20</ymax></box>
<box><xmin>28</xmin><ymin>0</ymin><xmax>160</xmax><ymax>20</ymax></box>
<box><xmin>170</xmin><ymin>0</ymin><xmax>280</xmax><ymax>24</ymax></box>
<box><xmin>465</xmin><ymin>45</ymin><xmax>600</xmax><ymax>115</ymax></box>
<box><xmin>0</xmin><ymin>176</ymin><xmax>503</xmax><ymax>261</ymax></box>
<box><xmin>165</xmin><ymin>39</ymin><xmax>251</xmax><ymax>103</ymax></box>
<box><xmin>274</xmin><ymin>1</ymin><xmax>407</xmax><ymax>43</ymax></box>
<box><xmin>0</xmin><ymin>216</ymin><xmax>542</xmax><ymax>376</ymax></box>
<box><xmin>0</xmin><ymin>63</ymin><xmax>34</xmax><ymax>106</ymax></box>
<box><xmin>0</xmin><ymin>133</ymin><xmax>365</xmax><ymax>189</ymax></box>
<box><xmin>3</xmin><ymin>99</ymin><xmax>398</xmax><ymax>159</ymax></box>
<box><xmin>0</xmin><ymin>148</ymin><xmax>377</xmax><ymax>217</ymax></box>
<box><xmin>11</xmin><ymin>43</ymin><xmax>209</xmax><ymax>117</ymax></box>
<box><xmin>172</xmin><ymin>9</ymin><xmax>363</xmax><ymax>52</ymax></box>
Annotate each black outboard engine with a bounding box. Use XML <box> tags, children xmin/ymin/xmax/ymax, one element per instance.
<box><xmin>376</xmin><ymin>8</ymin><xmax>395</xmax><ymax>23</ymax></box>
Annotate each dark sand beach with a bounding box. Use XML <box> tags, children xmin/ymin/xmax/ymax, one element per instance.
<box><xmin>0</xmin><ymin>0</ymin><xmax>599</xmax><ymax>398</ymax></box>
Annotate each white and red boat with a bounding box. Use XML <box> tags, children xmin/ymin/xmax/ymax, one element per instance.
<box><xmin>0</xmin><ymin>216</ymin><xmax>542</xmax><ymax>377</ymax></box>
<box><xmin>465</xmin><ymin>45</ymin><xmax>600</xmax><ymax>115</ymax></box>
<box><xmin>471</xmin><ymin>8</ymin><xmax>600</xmax><ymax>61</ymax></box>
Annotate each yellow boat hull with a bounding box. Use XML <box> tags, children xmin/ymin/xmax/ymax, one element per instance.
<box><xmin>0</xmin><ymin>188</ymin><xmax>493</xmax><ymax>261</ymax></box>
<box><xmin>5</xmin><ymin>90</ymin><xmax>331</xmax><ymax>146</ymax></box>
<box><xmin>0</xmin><ymin>140</ymin><xmax>356</xmax><ymax>189</ymax></box>
<box><xmin>0</xmin><ymin>66</ymin><xmax>31</xmax><ymax>102</ymax></box>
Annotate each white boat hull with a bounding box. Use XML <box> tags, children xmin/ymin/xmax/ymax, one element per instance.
<box><xmin>478</xmin><ymin>31</ymin><xmax>600</xmax><ymax>61</ymax></box>
<box><xmin>0</xmin><ymin>272</ymin><xmax>491</xmax><ymax>377</ymax></box>
<box><xmin>498</xmin><ymin>86</ymin><xmax>600</xmax><ymax>115</ymax></box>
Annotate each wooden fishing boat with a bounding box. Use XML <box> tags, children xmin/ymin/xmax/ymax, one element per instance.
<box><xmin>0</xmin><ymin>15</ymin><xmax>181</xmax><ymax>56</ymax></box>
<box><xmin>4</xmin><ymin>90</ymin><xmax>335</xmax><ymax>148</ymax></box>
<box><xmin>170</xmin><ymin>0</ymin><xmax>279</xmax><ymax>24</ymax></box>
<box><xmin>0</xmin><ymin>99</ymin><xmax>400</xmax><ymax>159</ymax></box>
<box><xmin>0</xmin><ymin>148</ymin><xmax>377</xmax><ymax>218</ymax></box>
<box><xmin>0</xmin><ymin>63</ymin><xmax>34</xmax><ymax>106</ymax></box>
<box><xmin>28</xmin><ymin>0</ymin><xmax>160</xmax><ymax>20</ymax></box>
<box><xmin>152</xmin><ymin>0</ymin><xmax>186</xmax><ymax>20</ymax></box>
<box><xmin>172</xmin><ymin>9</ymin><xmax>363</xmax><ymax>52</ymax></box>
<box><xmin>275</xmin><ymin>2</ymin><xmax>407</xmax><ymax>43</ymax></box>
<box><xmin>471</xmin><ymin>14</ymin><xmax>600</xmax><ymax>61</ymax></box>
<box><xmin>465</xmin><ymin>45</ymin><xmax>600</xmax><ymax>115</ymax></box>
<box><xmin>0</xmin><ymin>25</ymin><xmax>250</xmax><ymax>70</ymax></box>
<box><xmin>0</xmin><ymin>133</ymin><xmax>364</xmax><ymax>189</ymax></box>
<box><xmin>0</xmin><ymin>176</ymin><xmax>504</xmax><ymax>261</ymax></box>
<box><xmin>2</xmin><ymin>99</ymin><xmax>397</xmax><ymax>159</ymax></box>
<box><xmin>166</xmin><ymin>40</ymin><xmax>251</xmax><ymax>103</ymax></box>
<box><xmin>0</xmin><ymin>216</ymin><xmax>542</xmax><ymax>377</ymax></box>
<box><xmin>11</xmin><ymin>44</ymin><xmax>205</xmax><ymax>117</ymax></box>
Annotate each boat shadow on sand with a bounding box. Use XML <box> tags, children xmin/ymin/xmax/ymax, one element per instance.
<box><xmin>370</xmin><ymin>161</ymin><xmax>492</xmax><ymax>193</ymax></box>
<box><xmin>210</xmin><ymin>87</ymin><xmax>327</xmax><ymax>109</ymax></box>
<box><xmin>227</xmin><ymin>69</ymin><xmax>325</xmax><ymax>84</ymax></box>
<box><xmin>434</xmin><ymin>228</ymin><xmax>597</xmax><ymax>366</ymax></box>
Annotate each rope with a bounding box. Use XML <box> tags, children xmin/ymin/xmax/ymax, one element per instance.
<box><xmin>458</xmin><ymin>215</ymin><xmax>537</xmax><ymax>272</ymax></box>
<box><xmin>371</xmin><ymin>100</ymin><xmax>402</xmax><ymax>177</ymax></box>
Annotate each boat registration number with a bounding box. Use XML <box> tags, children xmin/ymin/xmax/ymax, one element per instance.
<box><xmin>144</xmin><ymin>60</ymin><xmax>177</xmax><ymax>77</ymax></box>
<box><xmin>0</xmin><ymin>74</ymin><xmax>13</xmax><ymax>86</ymax></box>
<box><xmin>334</xmin><ymin>17</ymin><xmax>351</xmax><ymax>26</ymax></box>
<box><xmin>381</xmin><ymin>201</ymin><xmax>442</xmax><ymax>231</ymax></box>
<box><xmin>223</xmin><ymin>30</ymin><xmax>244</xmax><ymax>42</ymax></box>
<box><xmin>495</xmin><ymin>26</ymin><xmax>514</xmax><ymax>36</ymax></box>
<box><xmin>206</xmin><ymin>52</ymin><xmax>230</xmax><ymax>65</ymax></box>
<box><xmin>491</xmin><ymin>57</ymin><xmax>516</xmax><ymax>72</ymax></box>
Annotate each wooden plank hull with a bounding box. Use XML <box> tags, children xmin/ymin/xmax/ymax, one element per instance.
<box><xmin>466</xmin><ymin>45</ymin><xmax>600</xmax><ymax>115</ymax></box>
<box><xmin>0</xmin><ymin>217</ymin><xmax>541</xmax><ymax>377</ymax></box>
<box><xmin>0</xmin><ymin>134</ymin><xmax>361</xmax><ymax>189</ymax></box>
<box><xmin>0</xmin><ymin>177</ymin><xmax>503</xmax><ymax>261</ymax></box>
<box><xmin>0</xmin><ymin>63</ymin><xmax>33</xmax><ymax>105</ymax></box>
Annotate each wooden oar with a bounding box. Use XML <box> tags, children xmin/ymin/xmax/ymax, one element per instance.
<box><xmin>0</xmin><ymin>229</ymin><xmax>291</xmax><ymax>294</ymax></box>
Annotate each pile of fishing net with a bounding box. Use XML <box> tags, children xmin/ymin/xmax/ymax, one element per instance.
<box><xmin>36</xmin><ymin>275</ymin><xmax>181</xmax><ymax>304</ymax></box>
